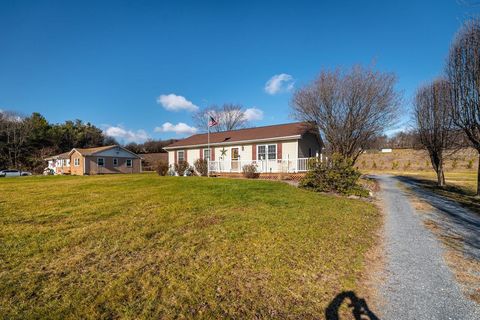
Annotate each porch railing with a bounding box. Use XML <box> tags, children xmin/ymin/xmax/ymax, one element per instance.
<box><xmin>208</xmin><ymin>158</ymin><xmax>315</xmax><ymax>173</ymax></box>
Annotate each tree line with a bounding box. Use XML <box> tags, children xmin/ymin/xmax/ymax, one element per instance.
<box><xmin>0</xmin><ymin>111</ymin><xmax>117</xmax><ymax>173</ymax></box>
<box><xmin>124</xmin><ymin>139</ymin><xmax>178</xmax><ymax>154</ymax></box>
<box><xmin>0</xmin><ymin>111</ymin><xmax>176</xmax><ymax>173</ymax></box>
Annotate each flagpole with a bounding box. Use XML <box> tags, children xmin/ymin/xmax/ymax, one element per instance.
<box><xmin>207</xmin><ymin>115</ymin><xmax>210</xmax><ymax>177</ymax></box>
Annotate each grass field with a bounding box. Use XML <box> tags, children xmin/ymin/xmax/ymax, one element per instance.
<box><xmin>363</xmin><ymin>169</ymin><xmax>479</xmax><ymax>214</ymax></box>
<box><xmin>0</xmin><ymin>174</ymin><xmax>380</xmax><ymax>319</ymax></box>
<box><xmin>399</xmin><ymin>171</ymin><xmax>478</xmax><ymax>194</ymax></box>
<box><xmin>399</xmin><ymin>171</ymin><xmax>479</xmax><ymax>214</ymax></box>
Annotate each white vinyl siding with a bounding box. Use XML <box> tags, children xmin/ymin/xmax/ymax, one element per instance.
<box><xmin>282</xmin><ymin>140</ymin><xmax>298</xmax><ymax>160</ymax></box>
<box><xmin>187</xmin><ymin>149</ymin><xmax>199</xmax><ymax>164</ymax></box>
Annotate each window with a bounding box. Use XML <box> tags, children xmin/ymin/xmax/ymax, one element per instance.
<box><xmin>267</xmin><ymin>145</ymin><xmax>276</xmax><ymax>160</ymax></box>
<box><xmin>74</xmin><ymin>158</ymin><xmax>80</xmax><ymax>166</ymax></box>
<box><xmin>126</xmin><ymin>159</ymin><xmax>132</xmax><ymax>167</ymax></box>
<box><xmin>66</xmin><ymin>159</ymin><xmax>70</xmax><ymax>166</ymax></box>
<box><xmin>257</xmin><ymin>145</ymin><xmax>266</xmax><ymax>160</ymax></box>
<box><xmin>203</xmin><ymin>149</ymin><xmax>210</xmax><ymax>161</ymax></box>
<box><xmin>257</xmin><ymin>144</ymin><xmax>276</xmax><ymax>160</ymax></box>
<box><xmin>177</xmin><ymin>151</ymin><xmax>185</xmax><ymax>162</ymax></box>
<box><xmin>113</xmin><ymin>158</ymin><xmax>118</xmax><ymax>166</ymax></box>
<box><xmin>97</xmin><ymin>158</ymin><xmax>105</xmax><ymax>167</ymax></box>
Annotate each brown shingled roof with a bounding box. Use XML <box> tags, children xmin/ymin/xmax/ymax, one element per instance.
<box><xmin>165</xmin><ymin>122</ymin><xmax>315</xmax><ymax>149</ymax></box>
<box><xmin>44</xmin><ymin>151</ymin><xmax>70</xmax><ymax>161</ymax></box>
<box><xmin>69</xmin><ymin>145</ymin><xmax>141</xmax><ymax>158</ymax></box>
<box><xmin>73</xmin><ymin>145</ymin><xmax>117</xmax><ymax>155</ymax></box>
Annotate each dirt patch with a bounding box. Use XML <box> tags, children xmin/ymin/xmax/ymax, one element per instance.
<box><xmin>444</xmin><ymin>250</ymin><xmax>480</xmax><ymax>304</ymax></box>
<box><xmin>355</xmin><ymin>198</ymin><xmax>387</xmax><ymax>317</ymax></box>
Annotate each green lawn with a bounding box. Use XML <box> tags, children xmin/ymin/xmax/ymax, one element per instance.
<box><xmin>0</xmin><ymin>174</ymin><xmax>380</xmax><ymax>319</ymax></box>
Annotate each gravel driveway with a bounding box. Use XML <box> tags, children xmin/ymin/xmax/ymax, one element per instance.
<box><xmin>375</xmin><ymin>175</ymin><xmax>480</xmax><ymax>320</ymax></box>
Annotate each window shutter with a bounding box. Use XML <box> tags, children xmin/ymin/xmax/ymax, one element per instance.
<box><xmin>252</xmin><ymin>144</ymin><xmax>256</xmax><ymax>160</ymax></box>
<box><xmin>277</xmin><ymin>143</ymin><xmax>282</xmax><ymax>160</ymax></box>
<box><xmin>174</xmin><ymin>151</ymin><xmax>177</xmax><ymax>164</ymax></box>
<box><xmin>211</xmin><ymin>148</ymin><xmax>215</xmax><ymax>161</ymax></box>
<box><xmin>200</xmin><ymin>148</ymin><xmax>203</xmax><ymax>160</ymax></box>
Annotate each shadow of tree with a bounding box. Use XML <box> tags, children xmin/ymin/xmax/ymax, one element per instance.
<box><xmin>325</xmin><ymin>291</ymin><xmax>380</xmax><ymax>320</ymax></box>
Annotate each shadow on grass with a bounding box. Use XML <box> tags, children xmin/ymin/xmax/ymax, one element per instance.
<box><xmin>396</xmin><ymin>176</ymin><xmax>480</xmax><ymax>261</ymax></box>
<box><xmin>325</xmin><ymin>291</ymin><xmax>380</xmax><ymax>320</ymax></box>
<box><xmin>397</xmin><ymin>176</ymin><xmax>480</xmax><ymax>215</ymax></box>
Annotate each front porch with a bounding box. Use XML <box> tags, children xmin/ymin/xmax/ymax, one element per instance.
<box><xmin>208</xmin><ymin>158</ymin><xmax>314</xmax><ymax>174</ymax></box>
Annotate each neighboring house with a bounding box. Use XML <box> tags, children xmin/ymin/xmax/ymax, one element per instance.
<box><xmin>164</xmin><ymin>122</ymin><xmax>323</xmax><ymax>174</ymax></box>
<box><xmin>45</xmin><ymin>152</ymin><xmax>71</xmax><ymax>175</ymax></box>
<box><xmin>139</xmin><ymin>153</ymin><xmax>168</xmax><ymax>171</ymax></box>
<box><xmin>45</xmin><ymin>145</ymin><xmax>142</xmax><ymax>175</ymax></box>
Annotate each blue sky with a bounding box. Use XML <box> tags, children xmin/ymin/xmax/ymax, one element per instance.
<box><xmin>0</xmin><ymin>0</ymin><xmax>477</xmax><ymax>143</ymax></box>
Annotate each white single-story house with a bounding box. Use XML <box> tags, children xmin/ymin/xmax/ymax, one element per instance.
<box><xmin>164</xmin><ymin>122</ymin><xmax>323</xmax><ymax>174</ymax></box>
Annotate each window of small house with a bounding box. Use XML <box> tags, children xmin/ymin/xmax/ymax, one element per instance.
<box><xmin>126</xmin><ymin>159</ymin><xmax>132</xmax><ymax>167</ymax></box>
<box><xmin>113</xmin><ymin>158</ymin><xmax>118</xmax><ymax>166</ymax></box>
<box><xmin>257</xmin><ymin>144</ymin><xmax>276</xmax><ymax>160</ymax></box>
<box><xmin>97</xmin><ymin>158</ymin><xmax>105</xmax><ymax>166</ymax></box>
<box><xmin>257</xmin><ymin>145</ymin><xmax>266</xmax><ymax>160</ymax></box>
<box><xmin>178</xmin><ymin>151</ymin><xmax>185</xmax><ymax>162</ymax></box>
<box><xmin>74</xmin><ymin>158</ymin><xmax>80</xmax><ymax>166</ymax></box>
<box><xmin>66</xmin><ymin>159</ymin><xmax>70</xmax><ymax>166</ymax></box>
<box><xmin>267</xmin><ymin>145</ymin><xmax>277</xmax><ymax>160</ymax></box>
<box><xmin>203</xmin><ymin>149</ymin><xmax>210</xmax><ymax>161</ymax></box>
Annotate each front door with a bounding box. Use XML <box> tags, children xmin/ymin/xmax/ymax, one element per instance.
<box><xmin>231</xmin><ymin>148</ymin><xmax>239</xmax><ymax>172</ymax></box>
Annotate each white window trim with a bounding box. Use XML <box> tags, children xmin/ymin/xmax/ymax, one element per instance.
<box><xmin>97</xmin><ymin>158</ymin><xmax>105</xmax><ymax>167</ymax></box>
<box><xmin>126</xmin><ymin>159</ymin><xmax>133</xmax><ymax>167</ymax></box>
<box><xmin>257</xmin><ymin>144</ymin><xmax>277</xmax><ymax>160</ymax></box>
<box><xmin>177</xmin><ymin>151</ymin><xmax>185</xmax><ymax>162</ymax></box>
<box><xmin>74</xmin><ymin>158</ymin><xmax>80</xmax><ymax>167</ymax></box>
<box><xmin>113</xmin><ymin>158</ymin><xmax>118</xmax><ymax>166</ymax></box>
<box><xmin>203</xmin><ymin>148</ymin><xmax>210</xmax><ymax>161</ymax></box>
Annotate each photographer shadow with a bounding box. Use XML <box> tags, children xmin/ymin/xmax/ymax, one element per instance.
<box><xmin>325</xmin><ymin>291</ymin><xmax>380</xmax><ymax>320</ymax></box>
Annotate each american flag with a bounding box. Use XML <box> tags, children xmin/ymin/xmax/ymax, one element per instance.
<box><xmin>208</xmin><ymin>116</ymin><xmax>218</xmax><ymax>127</ymax></box>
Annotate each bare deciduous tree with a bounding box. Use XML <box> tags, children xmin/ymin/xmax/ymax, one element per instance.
<box><xmin>193</xmin><ymin>103</ymin><xmax>248</xmax><ymax>132</ymax></box>
<box><xmin>0</xmin><ymin>111</ymin><xmax>32</xmax><ymax>169</ymax></box>
<box><xmin>447</xmin><ymin>19</ymin><xmax>480</xmax><ymax>196</ymax></box>
<box><xmin>291</xmin><ymin>65</ymin><xmax>401</xmax><ymax>162</ymax></box>
<box><xmin>414</xmin><ymin>79</ymin><xmax>456</xmax><ymax>186</ymax></box>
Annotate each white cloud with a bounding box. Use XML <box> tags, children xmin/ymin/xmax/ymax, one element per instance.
<box><xmin>243</xmin><ymin>107</ymin><xmax>264</xmax><ymax>121</ymax></box>
<box><xmin>264</xmin><ymin>73</ymin><xmax>294</xmax><ymax>95</ymax></box>
<box><xmin>154</xmin><ymin>122</ymin><xmax>198</xmax><ymax>135</ymax></box>
<box><xmin>156</xmin><ymin>94</ymin><xmax>199</xmax><ymax>112</ymax></box>
<box><xmin>104</xmin><ymin>126</ymin><xmax>149</xmax><ymax>143</ymax></box>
